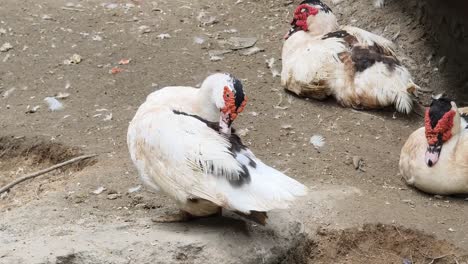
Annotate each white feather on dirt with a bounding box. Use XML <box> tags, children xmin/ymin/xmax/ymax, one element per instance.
<box><xmin>44</xmin><ymin>97</ymin><xmax>64</xmax><ymax>111</ymax></box>
<box><xmin>310</xmin><ymin>135</ymin><xmax>325</xmax><ymax>151</ymax></box>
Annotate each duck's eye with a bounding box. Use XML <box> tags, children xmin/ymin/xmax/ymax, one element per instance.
<box><xmin>226</xmin><ymin>94</ymin><xmax>230</xmax><ymax>98</ymax></box>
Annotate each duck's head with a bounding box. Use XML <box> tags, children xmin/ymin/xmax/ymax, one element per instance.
<box><xmin>284</xmin><ymin>0</ymin><xmax>337</xmax><ymax>39</ymax></box>
<box><xmin>424</xmin><ymin>95</ymin><xmax>460</xmax><ymax>167</ymax></box>
<box><xmin>201</xmin><ymin>73</ymin><xmax>248</xmax><ymax>134</ymax></box>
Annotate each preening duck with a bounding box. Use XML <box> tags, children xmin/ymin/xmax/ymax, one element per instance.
<box><xmin>127</xmin><ymin>73</ymin><xmax>307</xmax><ymax>225</ymax></box>
<box><xmin>399</xmin><ymin>95</ymin><xmax>468</xmax><ymax>195</ymax></box>
<box><xmin>281</xmin><ymin>0</ymin><xmax>419</xmax><ymax>113</ymax></box>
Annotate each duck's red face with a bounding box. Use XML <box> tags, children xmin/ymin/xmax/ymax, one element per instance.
<box><xmin>219</xmin><ymin>86</ymin><xmax>247</xmax><ymax>134</ymax></box>
<box><xmin>284</xmin><ymin>4</ymin><xmax>318</xmax><ymax>39</ymax></box>
<box><xmin>424</xmin><ymin>98</ymin><xmax>456</xmax><ymax>167</ymax></box>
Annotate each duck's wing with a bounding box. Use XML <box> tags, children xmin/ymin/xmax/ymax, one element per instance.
<box><xmin>128</xmin><ymin>109</ymin><xmax>307</xmax><ymax>213</ymax></box>
<box><xmin>341</xmin><ymin>25</ymin><xmax>396</xmax><ymax>56</ymax></box>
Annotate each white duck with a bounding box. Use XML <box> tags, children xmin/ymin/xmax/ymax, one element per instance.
<box><xmin>399</xmin><ymin>95</ymin><xmax>468</xmax><ymax>195</ymax></box>
<box><xmin>282</xmin><ymin>0</ymin><xmax>419</xmax><ymax>113</ymax></box>
<box><xmin>127</xmin><ymin>73</ymin><xmax>307</xmax><ymax>224</ymax></box>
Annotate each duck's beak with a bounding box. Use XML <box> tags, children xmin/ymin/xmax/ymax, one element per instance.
<box><xmin>425</xmin><ymin>144</ymin><xmax>442</xmax><ymax>167</ymax></box>
<box><xmin>219</xmin><ymin>112</ymin><xmax>232</xmax><ymax>135</ymax></box>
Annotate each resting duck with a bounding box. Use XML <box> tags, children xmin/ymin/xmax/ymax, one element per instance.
<box><xmin>399</xmin><ymin>95</ymin><xmax>468</xmax><ymax>195</ymax></box>
<box><xmin>127</xmin><ymin>73</ymin><xmax>307</xmax><ymax>225</ymax></box>
<box><xmin>281</xmin><ymin>0</ymin><xmax>419</xmax><ymax>113</ymax></box>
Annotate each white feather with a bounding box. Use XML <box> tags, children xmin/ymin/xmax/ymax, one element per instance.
<box><xmin>310</xmin><ymin>135</ymin><xmax>325</xmax><ymax>150</ymax></box>
<box><xmin>44</xmin><ymin>97</ymin><xmax>64</xmax><ymax>111</ymax></box>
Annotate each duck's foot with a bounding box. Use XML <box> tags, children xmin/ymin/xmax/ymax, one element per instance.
<box><xmin>151</xmin><ymin>208</ymin><xmax>222</xmax><ymax>223</ymax></box>
<box><xmin>151</xmin><ymin>210</ymin><xmax>194</xmax><ymax>223</ymax></box>
<box><xmin>234</xmin><ymin>211</ymin><xmax>268</xmax><ymax>226</ymax></box>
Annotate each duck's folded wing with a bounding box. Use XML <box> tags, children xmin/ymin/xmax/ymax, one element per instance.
<box><xmin>130</xmin><ymin>109</ymin><xmax>249</xmax><ymax>185</ymax></box>
<box><xmin>341</xmin><ymin>25</ymin><xmax>396</xmax><ymax>55</ymax></box>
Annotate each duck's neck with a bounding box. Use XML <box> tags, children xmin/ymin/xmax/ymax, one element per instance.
<box><xmin>440</xmin><ymin>123</ymin><xmax>466</xmax><ymax>159</ymax></box>
<box><xmin>196</xmin><ymin>86</ymin><xmax>220</xmax><ymax>123</ymax></box>
<box><xmin>307</xmin><ymin>12</ymin><xmax>339</xmax><ymax>37</ymax></box>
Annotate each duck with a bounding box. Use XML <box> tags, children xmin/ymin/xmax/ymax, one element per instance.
<box><xmin>399</xmin><ymin>95</ymin><xmax>468</xmax><ymax>195</ymax></box>
<box><xmin>127</xmin><ymin>73</ymin><xmax>307</xmax><ymax>225</ymax></box>
<box><xmin>281</xmin><ymin>0</ymin><xmax>419</xmax><ymax>114</ymax></box>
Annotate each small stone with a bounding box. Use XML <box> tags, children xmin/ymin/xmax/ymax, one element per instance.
<box><xmin>55</xmin><ymin>92</ymin><xmax>70</xmax><ymax>99</ymax></box>
<box><xmin>64</xmin><ymin>54</ymin><xmax>82</xmax><ymax>64</ymax></box>
<box><xmin>448</xmin><ymin>228</ymin><xmax>455</xmax><ymax>232</ymax></box>
<box><xmin>134</xmin><ymin>203</ymin><xmax>148</xmax><ymax>209</ymax></box>
<box><xmin>218</xmin><ymin>37</ymin><xmax>257</xmax><ymax>50</ymax></box>
<box><xmin>240</xmin><ymin>46</ymin><xmax>264</xmax><ymax>56</ymax></box>
<box><xmin>92</xmin><ymin>35</ymin><xmax>103</xmax><ymax>41</ymax></box>
<box><xmin>401</xmin><ymin>199</ymin><xmax>414</xmax><ymax>206</ymax></box>
<box><xmin>193</xmin><ymin>36</ymin><xmax>205</xmax><ymax>44</ymax></box>
<box><xmin>237</xmin><ymin>128</ymin><xmax>249</xmax><ymax>137</ymax></box>
<box><xmin>26</xmin><ymin>105</ymin><xmax>40</xmax><ymax>114</ymax></box>
<box><xmin>208</xmin><ymin>50</ymin><xmax>232</xmax><ymax>57</ymax></box>
<box><xmin>2</xmin><ymin>87</ymin><xmax>15</xmax><ymax>98</ymax></box>
<box><xmin>138</xmin><ymin>25</ymin><xmax>152</xmax><ymax>34</ymax></box>
<box><xmin>0</xmin><ymin>42</ymin><xmax>13</xmax><ymax>52</ymax></box>
<box><xmin>197</xmin><ymin>11</ymin><xmax>218</xmax><ymax>26</ymax></box>
<box><xmin>107</xmin><ymin>193</ymin><xmax>121</xmax><ymax>200</ymax></box>
<box><xmin>92</xmin><ymin>186</ymin><xmax>106</xmax><ymax>195</ymax></box>
<box><xmin>209</xmin><ymin>55</ymin><xmax>223</xmax><ymax>61</ymax></box>
<box><xmin>42</xmin><ymin>14</ymin><xmax>54</xmax><ymax>20</ymax></box>
<box><xmin>352</xmin><ymin>156</ymin><xmax>363</xmax><ymax>170</ymax></box>
<box><xmin>104</xmin><ymin>3</ymin><xmax>119</xmax><ymax>9</ymax></box>
<box><xmin>157</xmin><ymin>33</ymin><xmax>171</xmax><ymax>39</ymax></box>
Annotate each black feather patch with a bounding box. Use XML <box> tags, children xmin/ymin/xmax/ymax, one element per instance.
<box><xmin>172</xmin><ymin>110</ymin><xmax>253</xmax><ymax>186</ymax></box>
<box><xmin>351</xmin><ymin>44</ymin><xmax>400</xmax><ymax>73</ymax></box>
<box><xmin>429</xmin><ymin>98</ymin><xmax>452</xmax><ymax>129</ymax></box>
<box><xmin>322</xmin><ymin>30</ymin><xmax>350</xmax><ymax>40</ymax></box>
<box><xmin>172</xmin><ymin>110</ymin><xmax>219</xmax><ymax>130</ymax></box>
<box><xmin>227</xmin><ymin>74</ymin><xmax>245</xmax><ymax>110</ymax></box>
<box><xmin>301</xmin><ymin>0</ymin><xmax>332</xmax><ymax>13</ymax></box>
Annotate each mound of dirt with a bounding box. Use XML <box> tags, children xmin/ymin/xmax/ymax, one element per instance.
<box><xmin>0</xmin><ymin>136</ymin><xmax>96</xmax><ymax>209</ymax></box>
<box><xmin>307</xmin><ymin>224</ymin><xmax>467</xmax><ymax>264</ymax></box>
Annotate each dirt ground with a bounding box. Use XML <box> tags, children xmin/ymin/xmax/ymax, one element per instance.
<box><xmin>0</xmin><ymin>0</ymin><xmax>467</xmax><ymax>263</ymax></box>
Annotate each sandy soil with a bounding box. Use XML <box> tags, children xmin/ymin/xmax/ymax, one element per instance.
<box><xmin>0</xmin><ymin>0</ymin><xmax>467</xmax><ymax>263</ymax></box>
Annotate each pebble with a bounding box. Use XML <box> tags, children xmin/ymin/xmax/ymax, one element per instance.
<box><xmin>157</xmin><ymin>33</ymin><xmax>171</xmax><ymax>40</ymax></box>
<box><xmin>352</xmin><ymin>156</ymin><xmax>363</xmax><ymax>170</ymax></box>
<box><xmin>240</xmin><ymin>46</ymin><xmax>264</xmax><ymax>56</ymax></box>
<box><xmin>218</xmin><ymin>37</ymin><xmax>257</xmax><ymax>50</ymax></box>
<box><xmin>0</xmin><ymin>42</ymin><xmax>13</xmax><ymax>52</ymax></box>
<box><xmin>107</xmin><ymin>193</ymin><xmax>121</xmax><ymax>200</ymax></box>
<box><xmin>92</xmin><ymin>186</ymin><xmax>106</xmax><ymax>195</ymax></box>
